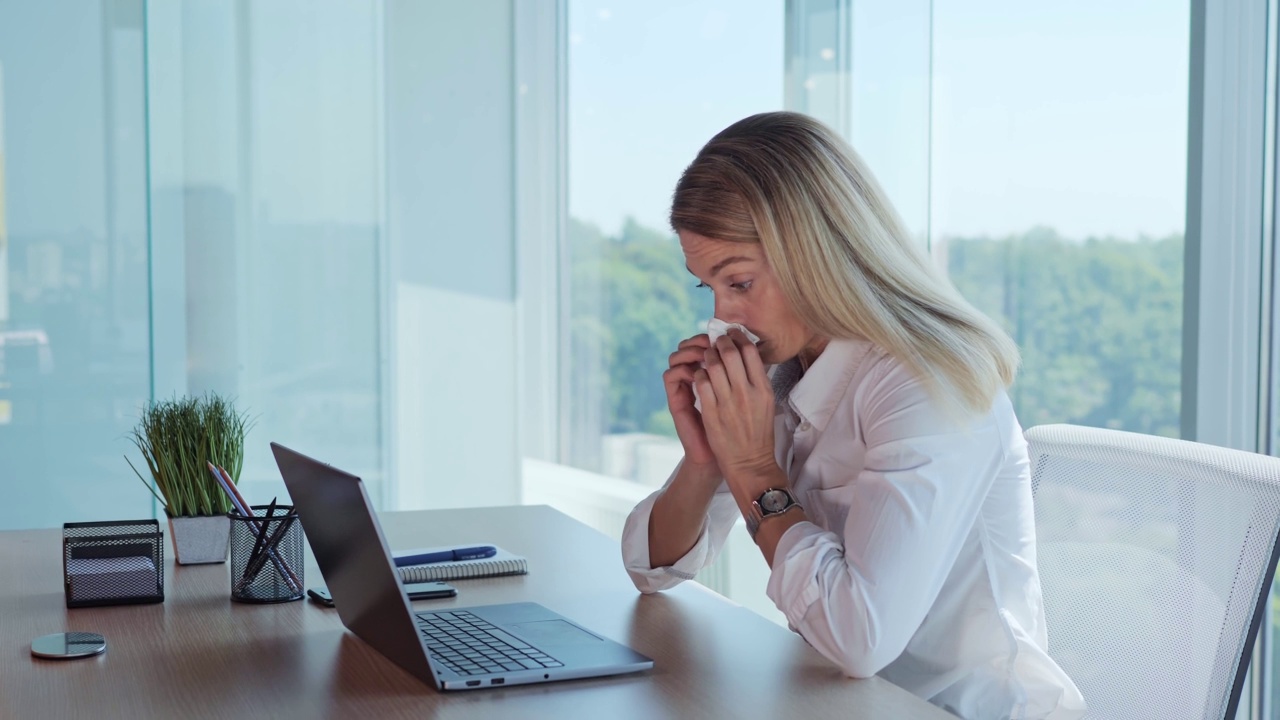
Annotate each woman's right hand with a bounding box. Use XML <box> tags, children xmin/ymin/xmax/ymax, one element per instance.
<box><xmin>664</xmin><ymin>334</ymin><xmax>719</xmax><ymax>469</ymax></box>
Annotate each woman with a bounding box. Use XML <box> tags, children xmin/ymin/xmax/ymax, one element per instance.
<box><xmin>620</xmin><ymin>111</ymin><xmax>1085</xmax><ymax>720</ymax></box>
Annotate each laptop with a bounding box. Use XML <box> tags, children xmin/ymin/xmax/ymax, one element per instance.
<box><xmin>270</xmin><ymin>442</ymin><xmax>654</xmax><ymax>690</ymax></box>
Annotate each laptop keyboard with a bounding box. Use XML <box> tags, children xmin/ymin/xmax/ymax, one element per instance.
<box><xmin>417</xmin><ymin>610</ymin><xmax>565</xmax><ymax>676</ymax></box>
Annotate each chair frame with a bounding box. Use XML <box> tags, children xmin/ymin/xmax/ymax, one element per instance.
<box><xmin>1226</xmin><ymin>515</ymin><xmax>1280</xmax><ymax>717</ymax></box>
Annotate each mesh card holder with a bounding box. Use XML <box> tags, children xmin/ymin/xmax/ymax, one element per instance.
<box><xmin>63</xmin><ymin>520</ymin><xmax>165</xmax><ymax>608</ymax></box>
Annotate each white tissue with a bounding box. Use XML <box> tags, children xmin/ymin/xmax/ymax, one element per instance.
<box><xmin>706</xmin><ymin>318</ymin><xmax>761</xmax><ymax>345</ymax></box>
<box><xmin>693</xmin><ymin>319</ymin><xmax>762</xmax><ymax>412</ymax></box>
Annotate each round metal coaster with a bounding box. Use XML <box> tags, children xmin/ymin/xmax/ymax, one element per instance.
<box><xmin>31</xmin><ymin>632</ymin><xmax>107</xmax><ymax>659</ymax></box>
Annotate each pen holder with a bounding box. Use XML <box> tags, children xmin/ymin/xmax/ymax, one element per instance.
<box><xmin>63</xmin><ymin>520</ymin><xmax>165</xmax><ymax>608</ymax></box>
<box><xmin>229</xmin><ymin>505</ymin><xmax>304</xmax><ymax>604</ymax></box>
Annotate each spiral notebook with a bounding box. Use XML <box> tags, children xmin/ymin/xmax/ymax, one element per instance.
<box><xmin>393</xmin><ymin>544</ymin><xmax>528</xmax><ymax>583</ymax></box>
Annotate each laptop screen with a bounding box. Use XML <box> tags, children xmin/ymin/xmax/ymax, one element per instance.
<box><xmin>271</xmin><ymin>442</ymin><xmax>439</xmax><ymax>685</ymax></box>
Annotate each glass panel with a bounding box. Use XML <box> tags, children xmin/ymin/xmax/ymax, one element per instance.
<box><xmin>933</xmin><ymin>1</ymin><xmax>1188</xmax><ymax>437</ymax></box>
<box><xmin>563</xmin><ymin>0</ymin><xmax>785</xmax><ymax>622</ymax></box>
<box><xmin>0</xmin><ymin>1</ymin><xmax>521</xmax><ymax>528</ymax></box>
<box><xmin>559</xmin><ymin>0</ymin><xmax>1187</xmax><ymax>627</ymax></box>
<box><xmin>848</xmin><ymin>0</ymin><xmax>931</xmax><ymax>241</ymax></box>
<box><xmin>0</xmin><ymin>1</ymin><xmax>152</xmax><ymax>529</ymax></box>
<box><xmin>145</xmin><ymin>0</ymin><xmax>384</xmax><ymax>507</ymax></box>
<box><xmin>566</xmin><ymin>0</ymin><xmax>783</xmax><ymax>480</ymax></box>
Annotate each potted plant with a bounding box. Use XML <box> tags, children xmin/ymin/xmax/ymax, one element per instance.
<box><xmin>126</xmin><ymin>393</ymin><xmax>252</xmax><ymax>565</ymax></box>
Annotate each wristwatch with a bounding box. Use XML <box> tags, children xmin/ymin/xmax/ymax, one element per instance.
<box><xmin>745</xmin><ymin>487</ymin><xmax>802</xmax><ymax>540</ymax></box>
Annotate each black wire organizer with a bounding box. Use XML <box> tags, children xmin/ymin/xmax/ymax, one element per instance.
<box><xmin>62</xmin><ymin>519</ymin><xmax>165</xmax><ymax>608</ymax></box>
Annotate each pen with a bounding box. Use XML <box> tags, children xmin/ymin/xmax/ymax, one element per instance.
<box><xmin>237</xmin><ymin>498</ymin><xmax>277</xmax><ymax>591</ymax></box>
<box><xmin>394</xmin><ymin>545</ymin><xmax>497</xmax><ymax>567</ymax></box>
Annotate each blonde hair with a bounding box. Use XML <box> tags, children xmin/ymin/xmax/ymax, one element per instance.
<box><xmin>669</xmin><ymin>111</ymin><xmax>1019</xmax><ymax>414</ymax></box>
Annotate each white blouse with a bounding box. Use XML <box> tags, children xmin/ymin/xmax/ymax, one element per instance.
<box><xmin>621</xmin><ymin>339</ymin><xmax>1086</xmax><ymax>720</ymax></box>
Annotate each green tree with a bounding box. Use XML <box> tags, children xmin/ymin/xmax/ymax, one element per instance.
<box><xmin>569</xmin><ymin>217</ymin><xmax>1183</xmax><ymax>468</ymax></box>
<box><xmin>947</xmin><ymin>228</ymin><xmax>1182</xmax><ymax>436</ymax></box>
<box><xmin>568</xmin><ymin>217</ymin><xmax>711</xmax><ymax>456</ymax></box>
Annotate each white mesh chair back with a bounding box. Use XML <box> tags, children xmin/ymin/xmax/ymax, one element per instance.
<box><xmin>1026</xmin><ymin>424</ymin><xmax>1280</xmax><ymax>720</ymax></box>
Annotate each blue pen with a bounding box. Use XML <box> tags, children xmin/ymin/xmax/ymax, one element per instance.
<box><xmin>394</xmin><ymin>545</ymin><xmax>497</xmax><ymax>567</ymax></box>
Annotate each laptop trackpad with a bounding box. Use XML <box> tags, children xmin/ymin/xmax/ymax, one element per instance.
<box><xmin>509</xmin><ymin>620</ymin><xmax>603</xmax><ymax>646</ymax></box>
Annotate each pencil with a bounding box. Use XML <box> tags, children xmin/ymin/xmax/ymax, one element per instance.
<box><xmin>216</xmin><ymin>465</ymin><xmax>257</xmax><ymax>524</ymax></box>
<box><xmin>249</xmin><ymin>512</ymin><xmax>299</xmax><ymax>589</ymax></box>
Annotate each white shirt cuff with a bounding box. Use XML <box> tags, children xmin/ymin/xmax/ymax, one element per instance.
<box><xmin>621</xmin><ymin>488</ymin><xmax>713</xmax><ymax>593</ymax></box>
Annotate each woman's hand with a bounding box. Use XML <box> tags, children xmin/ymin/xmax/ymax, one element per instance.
<box><xmin>694</xmin><ymin>329</ymin><xmax>778</xmax><ymax>486</ymax></box>
<box><xmin>664</xmin><ymin>334</ymin><xmax>718</xmax><ymax>469</ymax></box>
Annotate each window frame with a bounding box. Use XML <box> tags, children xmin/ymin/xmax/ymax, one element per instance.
<box><xmin>514</xmin><ymin>0</ymin><xmax>567</xmax><ymax>464</ymax></box>
<box><xmin>1184</xmin><ymin>0</ymin><xmax>1273</xmax><ymax>716</ymax></box>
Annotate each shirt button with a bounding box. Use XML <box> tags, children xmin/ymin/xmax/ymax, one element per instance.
<box><xmin>798</xmin><ymin>420</ymin><xmax>812</xmax><ymax>432</ymax></box>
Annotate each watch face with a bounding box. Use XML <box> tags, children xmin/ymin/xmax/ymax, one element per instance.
<box><xmin>759</xmin><ymin>489</ymin><xmax>792</xmax><ymax>514</ymax></box>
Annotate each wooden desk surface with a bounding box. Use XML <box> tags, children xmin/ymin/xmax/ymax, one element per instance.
<box><xmin>0</xmin><ymin>505</ymin><xmax>952</xmax><ymax>719</ymax></box>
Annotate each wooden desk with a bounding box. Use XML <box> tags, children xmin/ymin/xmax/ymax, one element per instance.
<box><xmin>0</xmin><ymin>505</ymin><xmax>952</xmax><ymax>719</ymax></box>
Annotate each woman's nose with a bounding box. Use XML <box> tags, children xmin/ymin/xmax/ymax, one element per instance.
<box><xmin>713</xmin><ymin>298</ymin><xmax>745</xmax><ymax>325</ymax></box>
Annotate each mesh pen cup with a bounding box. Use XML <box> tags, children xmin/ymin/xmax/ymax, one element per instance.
<box><xmin>229</xmin><ymin>505</ymin><xmax>304</xmax><ymax>603</ymax></box>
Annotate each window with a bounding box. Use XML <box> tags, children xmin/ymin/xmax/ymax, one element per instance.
<box><xmin>566</xmin><ymin>1</ymin><xmax>783</xmax><ymax>480</ymax></box>
<box><xmin>146</xmin><ymin>0</ymin><xmax>386</xmax><ymax>506</ymax></box>
<box><xmin>0</xmin><ymin>1</ymin><xmax>524</xmax><ymax>529</ymax></box>
<box><xmin>559</xmin><ymin>0</ymin><xmax>1189</xmax><ymax>626</ymax></box>
<box><xmin>808</xmin><ymin>0</ymin><xmax>1189</xmax><ymax>439</ymax></box>
<box><xmin>562</xmin><ymin>0</ymin><xmax>785</xmax><ymax>621</ymax></box>
<box><xmin>0</xmin><ymin>1</ymin><xmax>151</xmax><ymax>528</ymax></box>
<box><xmin>930</xmin><ymin>1</ymin><xmax>1188</xmax><ymax>437</ymax></box>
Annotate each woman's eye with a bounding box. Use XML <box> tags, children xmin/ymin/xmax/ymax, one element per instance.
<box><xmin>694</xmin><ymin>280</ymin><xmax>750</xmax><ymax>292</ymax></box>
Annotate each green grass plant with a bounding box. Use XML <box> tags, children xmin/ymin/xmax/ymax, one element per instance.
<box><xmin>126</xmin><ymin>393</ymin><xmax>253</xmax><ymax>518</ymax></box>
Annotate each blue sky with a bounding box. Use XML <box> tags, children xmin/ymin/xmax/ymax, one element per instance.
<box><xmin>1</xmin><ymin>1</ymin><xmax>1189</xmax><ymax>244</ymax></box>
<box><xmin>569</xmin><ymin>0</ymin><xmax>1190</xmax><ymax>242</ymax></box>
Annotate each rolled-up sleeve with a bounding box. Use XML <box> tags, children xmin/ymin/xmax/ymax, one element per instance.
<box><xmin>765</xmin><ymin>363</ymin><xmax>1004</xmax><ymax>678</ymax></box>
<box><xmin>621</xmin><ymin>461</ymin><xmax>742</xmax><ymax>594</ymax></box>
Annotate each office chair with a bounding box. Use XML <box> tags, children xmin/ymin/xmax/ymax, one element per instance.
<box><xmin>1025</xmin><ymin>424</ymin><xmax>1280</xmax><ymax>720</ymax></box>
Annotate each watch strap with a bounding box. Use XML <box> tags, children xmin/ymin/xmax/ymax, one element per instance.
<box><xmin>745</xmin><ymin>495</ymin><xmax>802</xmax><ymax>541</ymax></box>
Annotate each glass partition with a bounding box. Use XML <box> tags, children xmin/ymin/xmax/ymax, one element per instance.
<box><xmin>0</xmin><ymin>0</ymin><xmax>151</xmax><ymax>528</ymax></box>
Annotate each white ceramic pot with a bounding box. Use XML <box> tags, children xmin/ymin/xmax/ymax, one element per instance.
<box><xmin>168</xmin><ymin>514</ymin><xmax>230</xmax><ymax>565</ymax></box>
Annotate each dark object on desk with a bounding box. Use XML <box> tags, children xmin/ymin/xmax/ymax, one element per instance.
<box><xmin>309</xmin><ymin>582</ymin><xmax>457</xmax><ymax>606</ymax></box>
<box><xmin>229</xmin><ymin>504</ymin><xmax>304</xmax><ymax>603</ymax></box>
<box><xmin>30</xmin><ymin>632</ymin><xmax>107</xmax><ymax>660</ymax></box>
<box><xmin>405</xmin><ymin>581</ymin><xmax>457</xmax><ymax>600</ymax></box>
<box><xmin>62</xmin><ymin>520</ymin><xmax>164</xmax><ymax>608</ymax></box>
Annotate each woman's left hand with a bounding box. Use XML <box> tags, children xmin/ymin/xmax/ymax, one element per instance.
<box><xmin>694</xmin><ymin>328</ymin><xmax>779</xmax><ymax>487</ymax></box>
